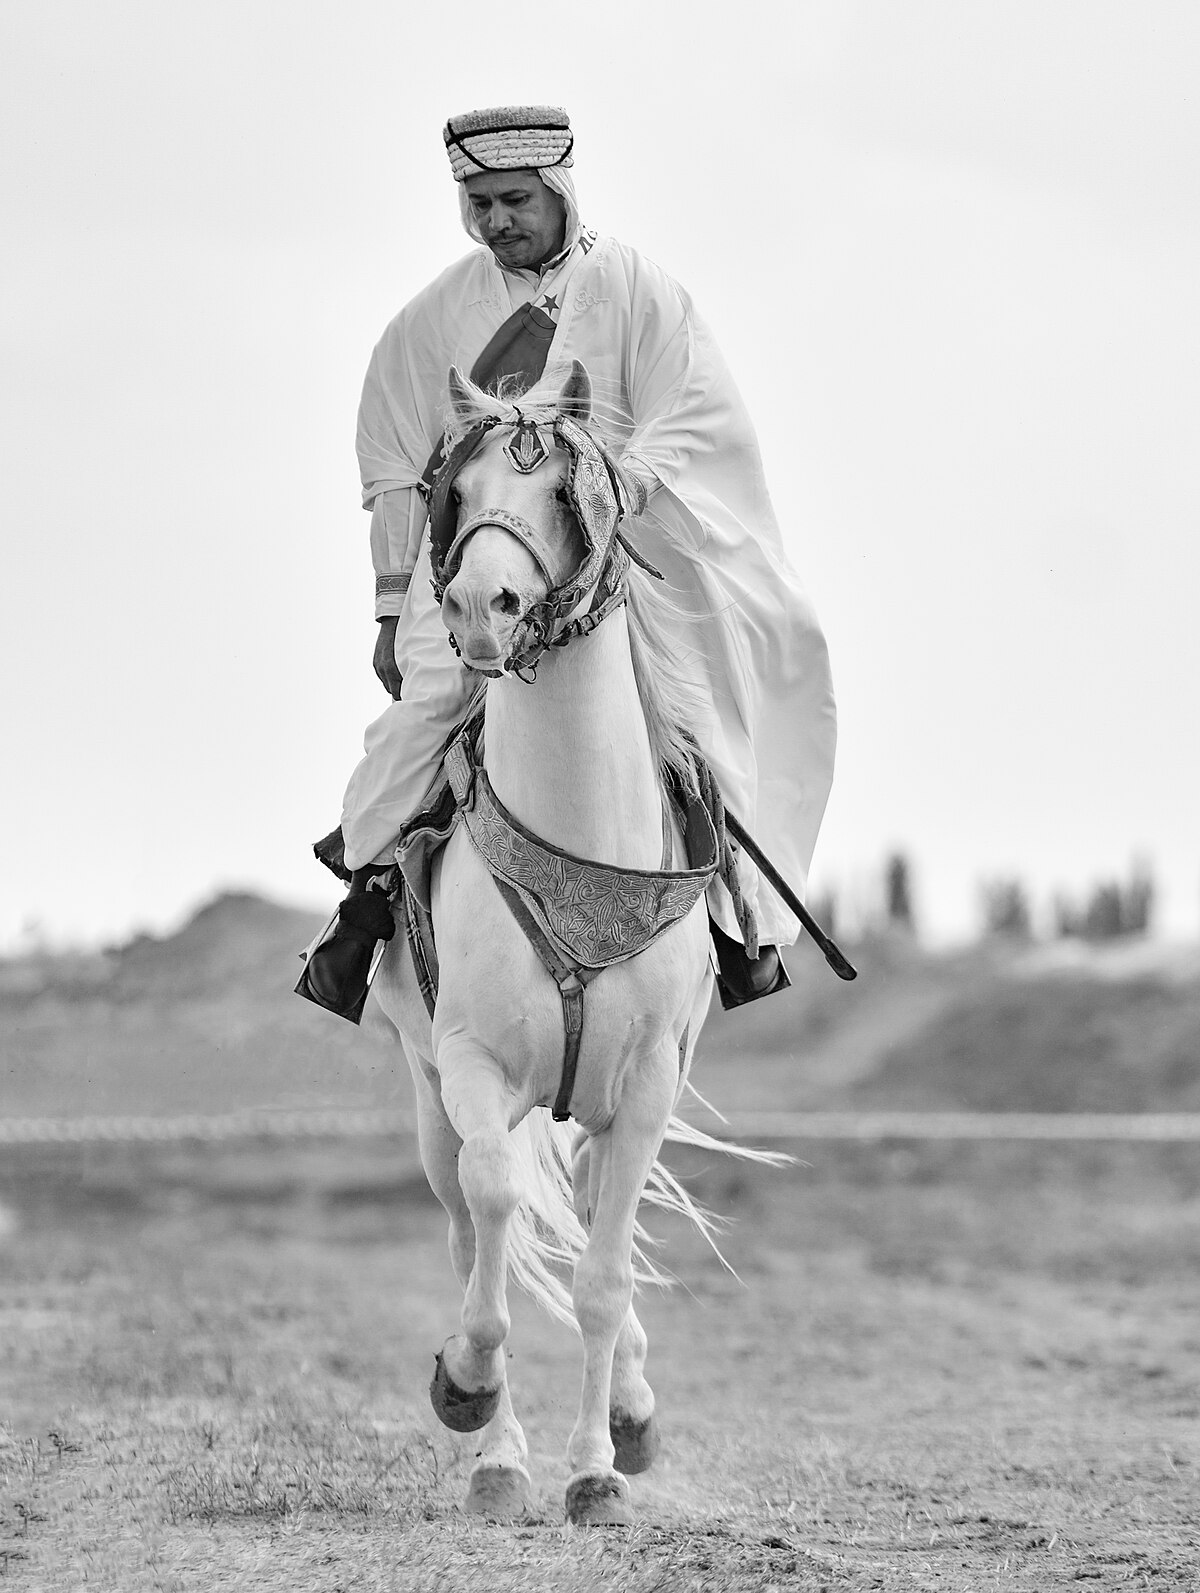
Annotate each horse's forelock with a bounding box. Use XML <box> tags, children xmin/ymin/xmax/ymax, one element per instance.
<box><xmin>443</xmin><ymin>373</ymin><xmax>631</xmax><ymax>457</ymax></box>
<box><xmin>443</xmin><ymin>375</ymin><xmax>560</xmax><ymax>451</ymax></box>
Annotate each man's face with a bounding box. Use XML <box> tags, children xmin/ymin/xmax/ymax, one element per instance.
<box><xmin>464</xmin><ymin>171</ymin><xmax>567</xmax><ymax>272</ymax></box>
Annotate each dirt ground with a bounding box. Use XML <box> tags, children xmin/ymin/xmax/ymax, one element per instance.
<box><xmin>1</xmin><ymin>1137</ymin><xmax>1198</xmax><ymax>1591</ymax></box>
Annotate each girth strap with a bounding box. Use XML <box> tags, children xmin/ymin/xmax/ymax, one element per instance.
<box><xmin>492</xmin><ymin>878</ymin><xmax>601</xmax><ymax>1122</ymax></box>
<box><xmin>401</xmin><ymin>881</ymin><xmax>439</xmax><ymax>1020</ymax></box>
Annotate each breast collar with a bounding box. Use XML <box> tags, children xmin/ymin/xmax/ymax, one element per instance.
<box><xmin>443</xmin><ymin>721</ymin><xmax>718</xmax><ymax>1122</ymax></box>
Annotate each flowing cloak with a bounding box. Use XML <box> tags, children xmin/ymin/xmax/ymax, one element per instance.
<box><xmin>356</xmin><ymin>236</ymin><xmax>836</xmax><ymax>943</ymax></box>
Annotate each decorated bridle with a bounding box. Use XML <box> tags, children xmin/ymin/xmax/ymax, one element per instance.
<box><xmin>426</xmin><ymin>410</ymin><xmax>660</xmax><ymax>679</ymax></box>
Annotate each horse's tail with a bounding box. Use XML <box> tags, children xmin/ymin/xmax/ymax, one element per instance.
<box><xmin>505</xmin><ymin>1087</ymin><xmax>790</xmax><ymax>1330</ymax></box>
<box><xmin>649</xmin><ymin>1085</ymin><xmax>792</xmax><ymax>1280</ymax></box>
<box><xmin>504</xmin><ymin>1113</ymin><xmax>586</xmax><ymax>1329</ymax></box>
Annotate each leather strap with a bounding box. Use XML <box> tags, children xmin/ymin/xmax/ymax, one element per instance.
<box><xmin>401</xmin><ymin>881</ymin><xmax>439</xmax><ymax>1020</ymax></box>
<box><xmin>549</xmin><ymin>545</ymin><xmax>629</xmax><ymax>652</ymax></box>
<box><xmin>493</xmin><ymin>877</ymin><xmax>600</xmax><ymax>1121</ymax></box>
<box><xmin>444</xmin><ymin>506</ymin><xmax>562</xmax><ymax>591</ymax></box>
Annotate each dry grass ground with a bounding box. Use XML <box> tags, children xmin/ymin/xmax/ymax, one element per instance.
<box><xmin>1</xmin><ymin>1137</ymin><xmax>1197</xmax><ymax>1591</ymax></box>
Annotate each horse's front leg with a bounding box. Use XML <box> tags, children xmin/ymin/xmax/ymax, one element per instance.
<box><xmin>572</xmin><ymin>1137</ymin><xmax>660</xmax><ymax>1477</ymax></box>
<box><xmin>428</xmin><ymin>1047</ymin><xmax>532</xmax><ymax>1510</ymax></box>
<box><xmin>565</xmin><ymin>1042</ymin><xmax>677</xmax><ymax>1526</ymax></box>
<box><xmin>408</xmin><ymin>1048</ymin><xmax>532</xmax><ymax>1519</ymax></box>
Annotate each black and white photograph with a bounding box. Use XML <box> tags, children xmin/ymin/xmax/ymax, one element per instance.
<box><xmin>2</xmin><ymin>3</ymin><xmax>1198</xmax><ymax>1587</ymax></box>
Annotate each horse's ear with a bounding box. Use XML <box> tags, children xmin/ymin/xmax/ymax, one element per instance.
<box><xmin>558</xmin><ymin>360</ymin><xmax>592</xmax><ymax>423</ymax></box>
<box><xmin>447</xmin><ymin>366</ymin><xmax>474</xmax><ymax>423</ymax></box>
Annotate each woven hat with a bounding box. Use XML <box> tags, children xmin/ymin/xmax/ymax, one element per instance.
<box><xmin>443</xmin><ymin>105</ymin><xmax>573</xmax><ymax>182</ymax></box>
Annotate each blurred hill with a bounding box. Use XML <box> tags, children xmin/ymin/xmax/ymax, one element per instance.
<box><xmin>702</xmin><ymin>932</ymin><xmax>1200</xmax><ymax>1115</ymax></box>
<box><xmin>2</xmin><ymin>892</ymin><xmax>1199</xmax><ymax>1122</ymax></box>
<box><xmin>0</xmin><ymin>893</ymin><xmax>407</xmax><ymax>1121</ymax></box>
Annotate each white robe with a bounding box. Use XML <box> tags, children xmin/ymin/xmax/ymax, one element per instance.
<box><xmin>344</xmin><ymin>234</ymin><xmax>836</xmax><ymax>944</ymax></box>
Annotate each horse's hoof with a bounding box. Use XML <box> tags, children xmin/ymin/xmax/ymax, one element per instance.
<box><xmin>465</xmin><ymin>1463</ymin><xmax>533</xmax><ymax>1521</ymax></box>
<box><xmin>565</xmin><ymin>1470</ymin><xmax>632</xmax><ymax>1527</ymax></box>
<box><xmin>429</xmin><ymin>1350</ymin><xmax>501</xmax><ymax>1433</ymax></box>
<box><xmin>610</xmin><ymin>1409</ymin><xmax>659</xmax><ymax>1475</ymax></box>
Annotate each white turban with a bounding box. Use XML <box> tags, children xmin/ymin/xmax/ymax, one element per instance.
<box><xmin>443</xmin><ymin>105</ymin><xmax>573</xmax><ymax>180</ymax></box>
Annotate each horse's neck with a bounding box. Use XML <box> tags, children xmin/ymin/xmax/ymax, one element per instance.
<box><xmin>483</xmin><ymin>610</ymin><xmax>666</xmax><ymax>870</ymax></box>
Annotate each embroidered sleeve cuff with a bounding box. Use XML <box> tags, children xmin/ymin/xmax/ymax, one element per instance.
<box><xmin>375</xmin><ymin>572</ymin><xmax>411</xmax><ymax>620</ymax></box>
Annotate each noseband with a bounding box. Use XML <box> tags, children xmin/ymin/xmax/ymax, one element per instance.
<box><xmin>426</xmin><ymin>412</ymin><xmax>661</xmax><ymax>678</ymax></box>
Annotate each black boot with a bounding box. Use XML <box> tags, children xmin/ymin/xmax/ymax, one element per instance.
<box><xmin>709</xmin><ymin>917</ymin><xmax>791</xmax><ymax>1011</ymax></box>
<box><xmin>296</xmin><ymin>866</ymin><xmax>397</xmax><ymax>1024</ymax></box>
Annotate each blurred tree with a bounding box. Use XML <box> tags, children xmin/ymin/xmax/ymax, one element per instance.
<box><xmin>980</xmin><ymin>878</ymin><xmax>1032</xmax><ymax>940</ymax></box>
<box><xmin>1053</xmin><ymin>892</ymin><xmax>1081</xmax><ymax>939</ymax></box>
<box><xmin>1053</xmin><ymin>860</ymin><xmax>1156</xmax><ymax>940</ymax></box>
<box><xmin>884</xmin><ymin>852</ymin><xmax>915</xmax><ymax>934</ymax></box>
<box><xmin>1123</xmin><ymin>858</ymin><xmax>1155</xmax><ymax>935</ymax></box>
<box><xmin>1083</xmin><ymin>882</ymin><xmax>1124</xmax><ymax>939</ymax></box>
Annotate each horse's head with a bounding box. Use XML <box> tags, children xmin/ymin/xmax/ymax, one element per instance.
<box><xmin>428</xmin><ymin>362</ymin><xmax>631</xmax><ymax>677</ymax></box>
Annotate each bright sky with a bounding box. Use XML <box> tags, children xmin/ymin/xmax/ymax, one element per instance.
<box><xmin>3</xmin><ymin>1</ymin><xmax>1198</xmax><ymax>949</ymax></box>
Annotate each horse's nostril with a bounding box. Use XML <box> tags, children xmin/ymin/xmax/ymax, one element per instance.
<box><xmin>495</xmin><ymin>589</ymin><xmax>521</xmax><ymax>618</ymax></box>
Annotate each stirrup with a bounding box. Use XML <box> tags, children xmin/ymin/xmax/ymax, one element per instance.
<box><xmin>714</xmin><ymin>947</ymin><xmax>791</xmax><ymax>1010</ymax></box>
<box><xmin>709</xmin><ymin>917</ymin><xmax>791</xmax><ymax>1011</ymax></box>
<box><xmin>295</xmin><ymin>888</ymin><xmax>396</xmax><ymax>1025</ymax></box>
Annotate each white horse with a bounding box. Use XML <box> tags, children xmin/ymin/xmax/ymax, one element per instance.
<box><xmin>368</xmin><ymin>362</ymin><xmax>766</xmax><ymax>1526</ymax></box>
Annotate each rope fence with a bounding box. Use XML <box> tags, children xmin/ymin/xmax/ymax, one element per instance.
<box><xmin>2</xmin><ymin>1110</ymin><xmax>1200</xmax><ymax>1146</ymax></box>
<box><xmin>721</xmin><ymin>1111</ymin><xmax>1200</xmax><ymax>1142</ymax></box>
<box><xmin>0</xmin><ymin>1111</ymin><xmax>413</xmax><ymax>1146</ymax></box>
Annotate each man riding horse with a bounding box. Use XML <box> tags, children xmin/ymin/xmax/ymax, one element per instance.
<box><xmin>299</xmin><ymin>104</ymin><xmax>836</xmax><ymax>1021</ymax></box>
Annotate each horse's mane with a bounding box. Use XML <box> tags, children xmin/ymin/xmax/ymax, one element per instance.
<box><xmin>444</xmin><ymin>375</ymin><xmax>707</xmax><ymax>796</ymax></box>
<box><xmin>625</xmin><ymin>574</ymin><xmax>707</xmax><ymax>800</ymax></box>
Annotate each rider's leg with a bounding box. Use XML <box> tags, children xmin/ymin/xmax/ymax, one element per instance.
<box><xmin>299</xmin><ymin>539</ymin><xmax>475</xmax><ymax>1022</ymax></box>
<box><xmin>341</xmin><ymin>537</ymin><xmax>477</xmax><ymax>871</ymax></box>
<box><xmin>698</xmin><ymin>748</ymin><xmax>792</xmax><ymax>1010</ymax></box>
<box><xmin>295</xmin><ymin>860</ymin><xmax>397</xmax><ymax>1019</ymax></box>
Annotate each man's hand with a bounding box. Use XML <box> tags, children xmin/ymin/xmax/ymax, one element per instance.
<box><xmin>373</xmin><ymin>616</ymin><xmax>403</xmax><ymax>699</ymax></box>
